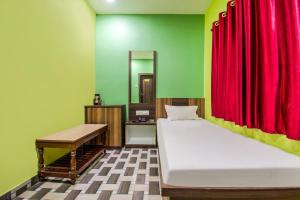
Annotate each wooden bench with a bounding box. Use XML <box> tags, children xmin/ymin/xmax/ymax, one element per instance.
<box><xmin>36</xmin><ymin>124</ymin><xmax>107</xmax><ymax>184</ymax></box>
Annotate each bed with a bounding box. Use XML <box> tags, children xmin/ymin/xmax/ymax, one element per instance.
<box><xmin>156</xmin><ymin>98</ymin><xmax>300</xmax><ymax>200</ymax></box>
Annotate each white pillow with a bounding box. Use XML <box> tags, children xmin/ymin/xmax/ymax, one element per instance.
<box><xmin>165</xmin><ymin>105</ymin><xmax>199</xmax><ymax>121</ymax></box>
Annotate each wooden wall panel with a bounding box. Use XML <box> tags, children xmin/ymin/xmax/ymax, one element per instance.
<box><xmin>188</xmin><ymin>98</ymin><xmax>205</xmax><ymax>118</ymax></box>
<box><xmin>156</xmin><ymin>98</ymin><xmax>205</xmax><ymax>119</ymax></box>
<box><xmin>156</xmin><ymin>98</ymin><xmax>172</xmax><ymax>119</ymax></box>
<box><xmin>85</xmin><ymin>105</ymin><xmax>125</xmax><ymax>147</ymax></box>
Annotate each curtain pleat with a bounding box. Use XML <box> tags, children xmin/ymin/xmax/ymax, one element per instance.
<box><xmin>211</xmin><ymin>21</ymin><xmax>219</xmax><ymax>117</ymax></box>
<box><xmin>277</xmin><ymin>0</ymin><xmax>300</xmax><ymax>140</ymax></box>
<box><xmin>236</xmin><ymin>0</ymin><xmax>244</xmax><ymax>126</ymax></box>
<box><xmin>256</xmin><ymin>0</ymin><xmax>280</xmax><ymax>133</ymax></box>
<box><xmin>217</xmin><ymin>12</ymin><xmax>227</xmax><ymax>118</ymax></box>
<box><xmin>224</xmin><ymin>1</ymin><xmax>236</xmax><ymax>122</ymax></box>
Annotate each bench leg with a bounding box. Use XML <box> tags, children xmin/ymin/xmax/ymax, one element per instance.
<box><xmin>102</xmin><ymin>130</ymin><xmax>107</xmax><ymax>154</ymax></box>
<box><xmin>105</xmin><ymin>130</ymin><xmax>108</xmax><ymax>147</ymax></box>
<box><xmin>37</xmin><ymin>148</ymin><xmax>45</xmax><ymax>181</ymax></box>
<box><xmin>70</xmin><ymin>150</ymin><xmax>77</xmax><ymax>184</ymax></box>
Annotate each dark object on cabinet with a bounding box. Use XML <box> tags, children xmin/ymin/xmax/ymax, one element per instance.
<box><xmin>93</xmin><ymin>93</ymin><xmax>102</xmax><ymax>105</ymax></box>
<box><xmin>85</xmin><ymin>105</ymin><xmax>126</xmax><ymax>147</ymax></box>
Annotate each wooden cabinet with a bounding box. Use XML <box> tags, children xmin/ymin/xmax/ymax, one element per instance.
<box><xmin>85</xmin><ymin>105</ymin><xmax>126</xmax><ymax>147</ymax></box>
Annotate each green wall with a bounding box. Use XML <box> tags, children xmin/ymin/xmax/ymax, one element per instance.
<box><xmin>131</xmin><ymin>59</ymin><xmax>154</xmax><ymax>103</ymax></box>
<box><xmin>0</xmin><ymin>0</ymin><xmax>95</xmax><ymax>195</ymax></box>
<box><xmin>204</xmin><ymin>0</ymin><xmax>300</xmax><ymax>156</ymax></box>
<box><xmin>96</xmin><ymin>15</ymin><xmax>204</xmax><ymax>107</ymax></box>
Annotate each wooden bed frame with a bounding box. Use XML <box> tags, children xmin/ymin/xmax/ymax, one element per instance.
<box><xmin>156</xmin><ymin>98</ymin><xmax>300</xmax><ymax>200</ymax></box>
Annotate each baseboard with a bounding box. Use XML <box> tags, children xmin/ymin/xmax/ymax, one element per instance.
<box><xmin>0</xmin><ymin>175</ymin><xmax>39</xmax><ymax>200</ymax></box>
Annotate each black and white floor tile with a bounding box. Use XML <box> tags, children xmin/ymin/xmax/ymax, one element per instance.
<box><xmin>16</xmin><ymin>148</ymin><xmax>161</xmax><ymax>200</ymax></box>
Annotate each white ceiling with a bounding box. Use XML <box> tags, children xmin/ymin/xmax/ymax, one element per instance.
<box><xmin>87</xmin><ymin>0</ymin><xmax>212</xmax><ymax>14</ymax></box>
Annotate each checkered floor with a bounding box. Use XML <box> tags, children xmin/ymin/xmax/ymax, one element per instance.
<box><xmin>16</xmin><ymin>148</ymin><xmax>161</xmax><ymax>200</ymax></box>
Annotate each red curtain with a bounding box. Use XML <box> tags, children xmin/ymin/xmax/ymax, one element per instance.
<box><xmin>211</xmin><ymin>0</ymin><xmax>300</xmax><ymax>140</ymax></box>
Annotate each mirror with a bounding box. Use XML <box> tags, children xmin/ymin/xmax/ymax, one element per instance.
<box><xmin>129</xmin><ymin>51</ymin><xmax>156</xmax><ymax>104</ymax></box>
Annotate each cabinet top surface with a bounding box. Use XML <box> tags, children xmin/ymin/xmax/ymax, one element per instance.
<box><xmin>36</xmin><ymin>124</ymin><xmax>107</xmax><ymax>143</ymax></box>
<box><xmin>85</xmin><ymin>105</ymin><xmax>125</xmax><ymax>108</ymax></box>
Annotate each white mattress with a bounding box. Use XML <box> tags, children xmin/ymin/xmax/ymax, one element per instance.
<box><xmin>157</xmin><ymin>118</ymin><xmax>300</xmax><ymax>187</ymax></box>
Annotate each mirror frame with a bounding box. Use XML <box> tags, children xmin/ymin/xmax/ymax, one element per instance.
<box><xmin>128</xmin><ymin>51</ymin><xmax>157</xmax><ymax>121</ymax></box>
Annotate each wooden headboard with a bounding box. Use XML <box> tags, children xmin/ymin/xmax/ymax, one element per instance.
<box><xmin>156</xmin><ymin>98</ymin><xmax>205</xmax><ymax>119</ymax></box>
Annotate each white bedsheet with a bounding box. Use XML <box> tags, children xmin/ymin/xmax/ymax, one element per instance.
<box><xmin>157</xmin><ymin>118</ymin><xmax>300</xmax><ymax>187</ymax></box>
